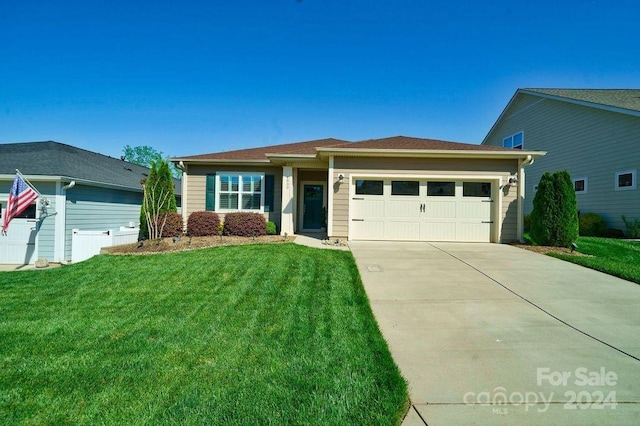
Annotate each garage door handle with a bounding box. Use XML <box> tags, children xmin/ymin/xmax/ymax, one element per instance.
<box><xmin>352</xmin><ymin>197</ymin><xmax>365</xmax><ymax>200</ymax></box>
<box><xmin>352</xmin><ymin>219</ymin><xmax>364</xmax><ymax>221</ymax></box>
<box><xmin>482</xmin><ymin>221</ymin><xmax>494</xmax><ymax>224</ymax></box>
<box><xmin>482</xmin><ymin>200</ymin><xmax>494</xmax><ymax>202</ymax></box>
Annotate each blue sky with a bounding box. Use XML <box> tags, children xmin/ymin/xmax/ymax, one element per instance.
<box><xmin>1</xmin><ymin>0</ymin><xmax>639</xmax><ymax>159</ymax></box>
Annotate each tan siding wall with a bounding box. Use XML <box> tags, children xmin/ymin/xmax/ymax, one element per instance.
<box><xmin>485</xmin><ymin>94</ymin><xmax>640</xmax><ymax>231</ymax></box>
<box><xmin>185</xmin><ymin>165</ymin><xmax>283</xmax><ymax>227</ymax></box>
<box><xmin>332</xmin><ymin>157</ymin><xmax>519</xmax><ymax>242</ymax></box>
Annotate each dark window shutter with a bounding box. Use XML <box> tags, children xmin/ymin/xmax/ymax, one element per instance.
<box><xmin>205</xmin><ymin>174</ymin><xmax>216</xmax><ymax>211</ymax></box>
<box><xmin>264</xmin><ymin>174</ymin><xmax>275</xmax><ymax>212</ymax></box>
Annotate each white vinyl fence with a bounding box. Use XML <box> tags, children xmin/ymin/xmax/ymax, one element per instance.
<box><xmin>71</xmin><ymin>227</ymin><xmax>139</xmax><ymax>263</ymax></box>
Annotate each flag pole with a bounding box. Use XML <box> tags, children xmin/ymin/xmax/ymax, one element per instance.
<box><xmin>15</xmin><ymin>169</ymin><xmax>43</xmax><ymax>198</ymax></box>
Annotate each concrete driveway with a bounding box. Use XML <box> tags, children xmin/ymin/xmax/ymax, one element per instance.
<box><xmin>349</xmin><ymin>241</ymin><xmax>640</xmax><ymax>425</ymax></box>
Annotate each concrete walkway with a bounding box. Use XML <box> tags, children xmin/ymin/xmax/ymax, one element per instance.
<box><xmin>292</xmin><ymin>233</ymin><xmax>350</xmax><ymax>250</ymax></box>
<box><xmin>349</xmin><ymin>241</ymin><xmax>640</xmax><ymax>425</ymax></box>
<box><xmin>0</xmin><ymin>263</ymin><xmax>61</xmax><ymax>272</ymax></box>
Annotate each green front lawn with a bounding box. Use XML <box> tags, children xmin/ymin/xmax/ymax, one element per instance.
<box><xmin>0</xmin><ymin>244</ymin><xmax>408</xmax><ymax>424</ymax></box>
<box><xmin>549</xmin><ymin>237</ymin><xmax>640</xmax><ymax>284</ymax></box>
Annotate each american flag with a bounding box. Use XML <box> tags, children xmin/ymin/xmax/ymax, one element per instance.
<box><xmin>2</xmin><ymin>173</ymin><xmax>39</xmax><ymax>235</ymax></box>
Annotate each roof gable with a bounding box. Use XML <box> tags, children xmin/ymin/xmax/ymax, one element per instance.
<box><xmin>483</xmin><ymin>88</ymin><xmax>640</xmax><ymax>144</ymax></box>
<box><xmin>175</xmin><ymin>138</ymin><xmax>350</xmax><ymax>161</ymax></box>
<box><xmin>334</xmin><ymin>136</ymin><xmax>508</xmax><ymax>151</ymax></box>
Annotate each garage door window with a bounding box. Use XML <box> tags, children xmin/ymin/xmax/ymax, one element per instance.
<box><xmin>427</xmin><ymin>182</ymin><xmax>455</xmax><ymax>196</ymax></box>
<box><xmin>391</xmin><ymin>181</ymin><xmax>419</xmax><ymax>196</ymax></box>
<box><xmin>355</xmin><ymin>180</ymin><xmax>383</xmax><ymax>195</ymax></box>
<box><xmin>463</xmin><ymin>182</ymin><xmax>491</xmax><ymax>197</ymax></box>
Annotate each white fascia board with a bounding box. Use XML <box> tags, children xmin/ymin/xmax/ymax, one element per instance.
<box><xmin>316</xmin><ymin>148</ymin><xmax>545</xmax><ymax>160</ymax></box>
<box><xmin>170</xmin><ymin>158</ymin><xmax>272</xmax><ymax>166</ymax></box>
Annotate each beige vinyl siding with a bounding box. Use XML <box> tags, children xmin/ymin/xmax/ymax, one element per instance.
<box><xmin>185</xmin><ymin>165</ymin><xmax>283</xmax><ymax>227</ymax></box>
<box><xmin>332</xmin><ymin>157</ymin><xmax>519</xmax><ymax>242</ymax></box>
<box><xmin>484</xmin><ymin>94</ymin><xmax>640</xmax><ymax>231</ymax></box>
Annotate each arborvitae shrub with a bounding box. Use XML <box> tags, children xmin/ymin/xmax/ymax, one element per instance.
<box><xmin>187</xmin><ymin>211</ymin><xmax>221</xmax><ymax>236</ymax></box>
<box><xmin>223</xmin><ymin>212</ymin><xmax>266</xmax><ymax>237</ymax></box>
<box><xmin>530</xmin><ymin>170</ymin><xmax>578</xmax><ymax>246</ymax></box>
<box><xmin>554</xmin><ymin>170</ymin><xmax>579</xmax><ymax>245</ymax></box>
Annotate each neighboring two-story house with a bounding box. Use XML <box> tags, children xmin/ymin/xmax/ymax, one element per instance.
<box><xmin>482</xmin><ymin>89</ymin><xmax>640</xmax><ymax>233</ymax></box>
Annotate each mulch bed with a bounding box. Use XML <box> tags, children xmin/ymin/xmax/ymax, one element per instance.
<box><xmin>102</xmin><ymin>235</ymin><xmax>295</xmax><ymax>255</ymax></box>
<box><xmin>510</xmin><ymin>243</ymin><xmax>593</xmax><ymax>257</ymax></box>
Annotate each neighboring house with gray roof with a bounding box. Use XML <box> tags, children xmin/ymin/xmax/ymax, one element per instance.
<box><xmin>0</xmin><ymin>141</ymin><xmax>181</xmax><ymax>264</ymax></box>
<box><xmin>482</xmin><ymin>88</ymin><xmax>640</xmax><ymax>234</ymax></box>
<box><xmin>173</xmin><ymin>136</ymin><xmax>544</xmax><ymax>244</ymax></box>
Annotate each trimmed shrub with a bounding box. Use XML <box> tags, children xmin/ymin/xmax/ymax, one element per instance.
<box><xmin>151</xmin><ymin>212</ymin><xmax>183</xmax><ymax>238</ymax></box>
<box><xmin>579</xmin><ymin>213</ymin><xmax>607</xmax><ymax>237</ymax></box>
<box><xmin>555</xmin><ymin>170</ymin><xmax>579</xmax><ymax>245</ymax></box>
<box><xmin>266</xmin><ymin>221</ymin><xmax>277</xmax><ymax>235</ymax></box>
<box><xmin>187</xmin><ymin>211</ymin><xmax>221</xmax><ymax>237</ymax></box>
<box><xmin>523</xmin><ymin>214</ymin><xmax>531</xmax><ymax>233</ymax></box>
<box><xmin>530</xmin><ymin>170</ymin><xmax>578</xmax><ymax>246</ymax></box>
<box><xmin>223</xmin><ymin>212</ymin><xmax>266</xmax><ymax>237</ymax></box>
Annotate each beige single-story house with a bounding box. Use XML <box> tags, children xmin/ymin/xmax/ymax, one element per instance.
<box><xmin>172</xmin><ymin>136</ymin><xmax>545</xmax><ymax>243</ymax></box>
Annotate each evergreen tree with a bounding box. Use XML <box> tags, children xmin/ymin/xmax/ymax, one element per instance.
<box><xmin>530</xmin><ymin>172</ymin><xmax>557</xmax><ymax>246</ymax></box>
<box><xmin>554</xmin><ymin>170</ymin><xmax>579</xmax><ymax>245</ymax></box>
<box><xmin>530</xmin><ymin>170</ymin><xmax>578</xmax><ymax>247</ymax></box>
<box><xmin>157</xmin><ymin>161</ymin><xmax>178</xmax><ymax>212</ymax></box>
<box><xmin>139</xmin><ymin>160</ymin><xmax>178</xmax><ymax>240</ymax></box>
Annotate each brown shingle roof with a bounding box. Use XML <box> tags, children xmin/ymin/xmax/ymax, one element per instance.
<box><xmin>175</xmin><ymin>135</ymin><xmax>518</xmax><ymax>163</ymax></box>
<box><xmin>176</xmin><ymin>138</ymin><xmax>349</xmax><ymax>161</ymax></box>
<box><xmin>329</xmin><ymin>136</ymin><xmax>509</xmax><ymax>151</ymax></box>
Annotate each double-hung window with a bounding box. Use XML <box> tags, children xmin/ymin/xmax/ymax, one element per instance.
<box><xmin>503</xmin><ymin>131</ymin><xmax>523</xmax><ymax>149</ymax></box>
<box><xmin>217</xmin><ymin>173</ymin><xmax>264</xmax><ymax>211</ymax></box>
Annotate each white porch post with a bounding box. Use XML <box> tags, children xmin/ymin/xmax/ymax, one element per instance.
<box><xmin>281</xmin><ymin>166</ymin><xmax>295</xmax><ymax>235</ymax></box>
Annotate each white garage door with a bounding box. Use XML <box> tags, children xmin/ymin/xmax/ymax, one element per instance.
<box><xmin>0</xmin><ymin>202</ymin><xmax>38</xmax><ymax>264</ymax></box>
<box><xmin>350</xmin><ymin>179</ymin><xmax>494</xmax><ymax>242</ymax></box>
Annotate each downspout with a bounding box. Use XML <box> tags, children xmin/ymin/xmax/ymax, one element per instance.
<box><xmin>517</xmin><ymin>155</ymin><xmax>533</xmax><ymax>242</ymax></box>
<box><xmin>56</xmin><ymin>180</ymin><xmax>75</xmax><ymax>263</ymax></box>
<box><xmin>176</xmin><ymin>161</ymin><xmax>187</xmax><ymax>225</ymax></box>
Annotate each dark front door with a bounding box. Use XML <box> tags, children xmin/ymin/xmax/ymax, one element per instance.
<box><xmin>303</xmin><ymin>184</ymin><xmax>324</xmax><ymax>230</ymax></box>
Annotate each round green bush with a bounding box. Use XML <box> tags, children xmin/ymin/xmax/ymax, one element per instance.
<box><xmin>266</xmin><ymin>221</ymin><xmax>277</xmax><ymax>235</ymax></box>
<box><xmin>187</xmin><ymin>211</ymin><xmax>221</xmax><ymax>236</ymax></box>
<box><xmin>579</xmin><ymin>213</ymin><xmax>607</xmax><ymax>237</ymax></box>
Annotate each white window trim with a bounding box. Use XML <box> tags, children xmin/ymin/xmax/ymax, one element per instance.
<box><xmin>215</xmin><ymin>172</ymin><xmax>265</xmax><ymax>212</ymax></box>
<box><xmin>615</xmin><ymin>169</ymin><xmax>636</xmax><ymax>191</ymax></box>
<box><xmin>503</xmin><ymin>131</ymin><xmax>524</xmax><ymax>149</ymax></box>
<box><xmin>573</xmin><ymin>177</ymin><xmax>588</xmax><ymax>194</ymax></box>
